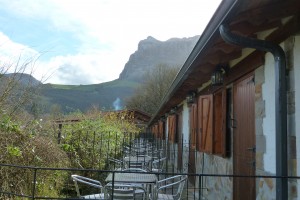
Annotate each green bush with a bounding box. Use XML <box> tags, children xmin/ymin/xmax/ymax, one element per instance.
<box><xmin>60</xmin><ymin>110</ymin><xmax>140</xmax><ymax>170</ymax></box>
<box><xmin>0</xmin><ymin>113</ymin><xmax>70</xmax><ymax>197</ymax></box>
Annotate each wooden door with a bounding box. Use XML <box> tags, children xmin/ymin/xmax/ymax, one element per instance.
<box><xmin>188</xmin><ymin>103</ymin><xmax>197</xmax><ymax>184</ymax></box>
<box><xmin>177</xmin><ymin>110</ymin><xmax>183</xmax><ymax>171</ymax></box>
<box><xmin>233</xmin><ymin>74</ymin><xmax>256</xmax><ymax>200</ymax></box>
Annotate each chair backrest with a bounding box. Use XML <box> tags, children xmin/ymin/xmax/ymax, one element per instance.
<box><xmin>152</xmin><ymin>157</ymin><xmax>166</xmax><ymax>169</ymax></box>
<box><xmin>174</xmin><ymin>175</ymin><xmax>187</xmax><ymax>200</ymax></box>
<box><xmin>122</xmin><ymin>168</ymin><xmax>148</xmax><ymax>172</ymax></box>
<box><xmin>128</xmin><ymin>161</ymin><xmax>143</xmax><ymax>168</ymax></box>
<box><xmin>157</xmin><ymin>175</ymin><xmax>187</xmax><ymax>200</ymax></box>
<box><xmin>108</xmin><ymin>158</ymin><xmax>123</xmax><ymax>170</ymax></box>
<box><xmin>105</xmin><ymin>184</ymin><xmax>135</xmax><ymax>200</ymax></box>
<box><xmin>71</xmin><ymin>175</ymin><xmax>103</xmax><ymax>197</ymax></box>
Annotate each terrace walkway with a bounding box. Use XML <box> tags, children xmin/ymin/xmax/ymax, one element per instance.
<box><xmin>0</xmin><ymin>133</ymin><xmax>298</xmax><ymax>199</ymax></box>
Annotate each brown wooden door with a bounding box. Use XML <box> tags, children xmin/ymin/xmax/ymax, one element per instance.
<box><xmin>233</xmin><ymin>74</ymin><xmax>256</xmax><ymax>200</ymax></box>
<box><xmin>188</xmin><ymin>103</ymin><xmax>197</xmax><ymax>184</ymax></box>
<box><xmin>177</xmin><ymin>110</ymin><xmax>183</xmax><ymax>171</ymax></box>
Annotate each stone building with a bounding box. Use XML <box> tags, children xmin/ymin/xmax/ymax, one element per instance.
<box><xmin>148</xmin><ymin>0</ymin><xmax>300</xmax><ymax>199</ymax></box>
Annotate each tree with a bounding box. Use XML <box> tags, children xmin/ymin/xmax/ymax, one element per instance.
<box><xmin>0</xmin><ymin>57</ymin><xmax>43</xmax><ymax>118</ymax></box>
<box><xmin>125</xmin><ymin>64</ymin><xmax>180</xmax><ymax>115</ymax></box>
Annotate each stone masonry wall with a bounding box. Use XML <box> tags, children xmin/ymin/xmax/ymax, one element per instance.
<box><xmin>256</xmin><ymin>36</ymin><xmax>297</xmax><ymax>199</ymax></box>
<box><xmin>194</xmin><ymin>152</ymin><xmax>233</xmax><ymax>200</ymax></box>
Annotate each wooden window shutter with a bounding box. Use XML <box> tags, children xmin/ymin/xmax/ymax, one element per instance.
<box><xmin>158</xmin><ymin>121</ymin><xmax>164</xmax><ymax>139</ymax></box>
<box><xmin>169</xmin><ymin>115</ymin><xmax>177</xmax><ymax>143</ymax></box>
<box><xmin>198</xmin><ymin>95</ymin><xmax>213</xmax><ymax>153</ymax></box>
<box><xmin>151</xmin><ymin>126</ymin><xmax>154</xmax><ymax>135</ymax></box>
<box><xmin>167</xmin><ymin>116</ymin><xmax>175</xmax><ymax>142</ymax></box>
<box><xmin>213</xmin><ymin>89</ymin><xmax>227</xmax><ymax>156</ymax></box>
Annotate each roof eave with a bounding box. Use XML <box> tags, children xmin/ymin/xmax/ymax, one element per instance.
<box><xmin>148</xmin><ymin>0</ymin><xmax>241</xmax><ymax>126</ymax></box>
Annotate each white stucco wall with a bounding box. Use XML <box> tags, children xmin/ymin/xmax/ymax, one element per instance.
<box><xmin>182</xmin><ymin>102</ymin><xmax>189</xmax><ymax>147</ymax></box>
<box><xmin>262</xmin><ymin>52</ymin><xmax>276</xmax><ymax>173</ymax></box>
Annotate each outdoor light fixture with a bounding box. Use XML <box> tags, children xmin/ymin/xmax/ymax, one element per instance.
<box><xmin>160</xmin><ymin>116</ymin><xmax>166</xmax><ymax>121</ymax></box>
<box><xmin>186</xmin><ymin>91</ymin><xmax>196</xmax><ymax>105</ymax></box>
<box><xmin>170</xmin><ymin>106</ymin><xmax>177</xmax><ymax>114</ymax></box>
<box><xmin>211</xmin><ymin>65</ymin><xmax>228</xmax><ymax>86</ymax></box>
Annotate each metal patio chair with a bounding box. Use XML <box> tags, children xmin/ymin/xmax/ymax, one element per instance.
<box><xmin>151</xmin><ymin>157</ymin><xmax>166</xmax><ymax>173</ymax></box>
<box><xmin>105</xmin><ymin>183</ymin><xmax>146</xmax><ymax>200</ymax></box>
<box><xmin>108</xmin><ymin>158</ymin><xmax>124</xmax><ymax>170</ymax></box>
<box><xmin>154</xmin><ymin>175</ymin><xmax>187</xmax><ymax>200</ymax></box>
<box><xmin>71</xmin><ymin>174</ymin><xmax>106</xmax><ymax>199</ymax></box>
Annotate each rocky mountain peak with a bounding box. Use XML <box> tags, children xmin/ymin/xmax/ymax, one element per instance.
<box><xmin>119</xmin><ymin>35</ymin><xmax>199</xmax><ymax>82</ymax></box>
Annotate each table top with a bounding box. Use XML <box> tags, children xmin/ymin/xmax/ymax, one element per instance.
<box><xmin>105</xmin><ymin>172</ymin><xmax>157</xmax><ymax>184</ymax></box>
<box><xmin>123</xmin><ymin>156</ymin><xmax>152</xmax><ymax>163</ymax></box>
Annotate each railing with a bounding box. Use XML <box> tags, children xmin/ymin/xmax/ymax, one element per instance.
<box><xmin>0</xmin><ymin>133</ymin><xmax>299</xmax><ymax>199</ymax></box>
<box><xmin>1</xmin><ymin>163</ymin><xmax>299</xmax><ymax>199</ymax></box>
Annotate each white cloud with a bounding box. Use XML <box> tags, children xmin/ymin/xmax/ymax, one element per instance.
<box><xmin>0</xmin><ymin>32</ymin><xmax>40</xmax><ymax>74</ymax></box>
<box><xmin>0</xmin><ymin>0</ymin><xmax>222</xmax><ymax>84</ymax></box>
<box><xmin>36</xmin><ymin>51</ymin><xmax>125</xmax><ymax>85</ymax></box>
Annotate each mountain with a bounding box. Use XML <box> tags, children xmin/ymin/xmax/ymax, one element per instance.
<box><xmin>39</xmin><ymin>79</ymin><xmax>138</xmax><ymax>113</ymax></box>
<box><xmin>119</xmin><ymin>36</ymin><xmax>199</xmax><ymax>82</ymax></box>
<box><xmin>12</xmin><ymin>36</ymin><xmax>199</xmax><ymax>114</ymax></box>
<box><xmin>4</xmin><ymin>73</ymin><xmax>42</xmax><ymax>86</ymax></box>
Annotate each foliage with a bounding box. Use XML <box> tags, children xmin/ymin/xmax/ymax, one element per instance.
<box><xmin>39</xmin><ymin>79</ymin><xmax>139</xmax><ymax>113</ymax></box>
<box><xmin>0</xmin><ymin>57</ymin><xmax>43</xmax><ymax>118</ymax></box>
<box><xmin>125</xmin><ymin>64</ymin><xmax>180</xmax><ymax>114</ymax></box>
<box><xmin>0</xmin><ymin>113</ymin><xmax>70</xmax><ymax>197</ymax></box>
<box><xmin>60</xmin><ymin>110</ymin><xmax>140</xmax><ymax>170</ymax></box>
<box><xmin>0</xmin><ymin>59</ymin><xmax>142</xmax><ymax>198</ymax></box>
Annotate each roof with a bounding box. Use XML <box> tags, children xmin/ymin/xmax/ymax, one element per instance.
<box><xmin>149</xmin><ymin>0</ymin><xmax>300</xmax><ymax>125</ymax></box>
<box><xmin>54</xmin><ymin>109</ymin><xmax>151</xmax><ymax>125</ymax></box>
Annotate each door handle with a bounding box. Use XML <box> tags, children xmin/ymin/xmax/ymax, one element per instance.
<box><xmin>230</xmin><ymin>118</ymin><xmax>237</xmax><ymax>128</ymax></box>
<box><xmin>246</xmin><ymin>146</ymin><xmax>256</xmax><ymax>153</ymax></box>
<box><xmin>247</xmin><ymin>161</ymin><xmax>256</xmax><ymax>168</ymax></box>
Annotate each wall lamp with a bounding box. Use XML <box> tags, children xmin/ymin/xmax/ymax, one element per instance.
<box><xmin>211</xmin><ymin>64</ymin><xmax>229</xmax><ymax>86</ymax></box>
<box><xmin>169</xmin><ymin>106</ymin><xmax>177</xmax><ymax>115</ymax></box>
<box><xmin>186</xmin><ymin>91</ymin><xmax>196</xmax><ymax>105</ymax></box>
<box><xmin>160</xmin><ymin>115</ymin><xmax>166</xmax><ymax>121</ymax></box>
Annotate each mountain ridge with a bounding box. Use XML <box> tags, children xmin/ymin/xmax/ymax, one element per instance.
<box><xmin>119</xmin><ymin>35</ymin><xmax>199</xmax><ymax>82</ymax></box>
<box><xmin>7</xmin><ymin>35</ymin><xmax>200</xmax><ymax>114</ymax></box>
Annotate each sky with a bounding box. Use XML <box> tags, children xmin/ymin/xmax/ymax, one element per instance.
<box><xmin>0</xmin><ymin>0</ymin><xmax>222</xmax><ymax>85</ymax></box>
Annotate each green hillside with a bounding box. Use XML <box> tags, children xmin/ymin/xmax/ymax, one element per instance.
<box><xmin>40</xmin><ymin>79</ymin><xmax>139</xmax><ymax>113</ymax></box>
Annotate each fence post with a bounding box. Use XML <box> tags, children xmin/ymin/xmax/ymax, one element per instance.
<box><xmin>57</xmin><ymin>123</ymin><xmax>62</xmax><ymax>144</ymax></box>
<box><xmin>198</xmin><ymin>174</ymin><xmax>202</xmax><ymax>200</ymax></box>
<box><xmin>32</xmin><ymin>168</ymin><xmax>37</xmax><ymax>200</ymax></box>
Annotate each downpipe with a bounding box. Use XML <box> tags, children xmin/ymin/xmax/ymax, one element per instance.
<box><xmin>219</xmin><ymin>24</ymin><xmax>287</xmax><ymax>200</ymax></box>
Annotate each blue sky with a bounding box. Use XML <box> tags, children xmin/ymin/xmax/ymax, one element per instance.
<box><xmin>0</xmin><ymin>0</ymin><xmax>221</xmax><ymax>85</ymax></box>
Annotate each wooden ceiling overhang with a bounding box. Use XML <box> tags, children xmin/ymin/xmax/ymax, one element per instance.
<box><xmin>149</xmin><ymin>0</ymin><xmax>300</xmax><ymax>125</ymax></box>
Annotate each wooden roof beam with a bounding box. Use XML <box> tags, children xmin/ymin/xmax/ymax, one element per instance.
<box><xmin>232</xmin><ymin>0</ymin><xmax>300</xmax><ymax>26</ymax></box>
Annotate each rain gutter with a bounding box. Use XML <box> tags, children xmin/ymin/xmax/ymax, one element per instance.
<box><xmin>219</xmin><ymin>24</ymin><xmax>287</xmax><ymax>200</ymax></box>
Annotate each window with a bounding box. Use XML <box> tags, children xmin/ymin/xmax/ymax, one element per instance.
<box><xmin>197</xmin><ymin>88</ymin><xmax>227</xmax><ymax>156</ymax></box>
